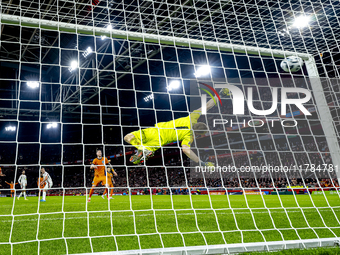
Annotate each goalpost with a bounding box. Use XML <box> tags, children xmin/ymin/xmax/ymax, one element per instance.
<box><xmin>1</xmin><ymin>1</ymin><xmax>340</xmax><ymax>254</ymax></box>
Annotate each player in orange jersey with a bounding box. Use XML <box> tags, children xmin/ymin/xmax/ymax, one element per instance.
<box><xmin>5</xmin><ymin>181</ymin><xmax>17</xmax><ymax>198</ymax></box>
<box><xmin>88</xmin><ymin>149</ymin><xmax>110</xmax><ymax>202</ymax></box>
<box><xmin>102</xmin><ymin>166</ymin><xmax>117</xmax><ymax>200</ymax></box>
<box><xmin>38</xmin><ymin>175</ymin><xmax>45</xmax><ymax>189</ymax></box>
<box><xmin>38</xmin><ymin>174</ymin><xmax>45</xmax><ymax>197</ymax></box>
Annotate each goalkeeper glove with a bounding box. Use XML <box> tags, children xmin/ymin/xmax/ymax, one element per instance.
<box><xmin>219</xmin><ymin>88</ymin><xmax>230</xmax><ymax>97</ymax></box>
<box><xmin>200</xmin><ymin>161</ymin><xmax>215</xmax><ymax>171</ymax></box>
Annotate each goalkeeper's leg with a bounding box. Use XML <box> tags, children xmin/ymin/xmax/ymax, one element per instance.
<box><xmin>127</xmin><ymin>128</ymin><xmax>160</xmax><ymax>164</ymax></box>
<box><xmin>130</xmin><ymin>148</ymin><xmax>156</xmax><ymax>164</ymax></box>
<box><xmin>125</xmin><ymin>131</ymin><xmax>147</xmax><ymax>164</ymax></box>
<box><xmin>124</xmin><ymin>132</ymin><xmax>143</xmax><ymax>151</ymax></box>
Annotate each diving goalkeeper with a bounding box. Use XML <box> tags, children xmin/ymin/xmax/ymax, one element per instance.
<box><xmin>124</xmin><ymin>87</ymin><xmax>229</xmax><ymax>166</ymax></box>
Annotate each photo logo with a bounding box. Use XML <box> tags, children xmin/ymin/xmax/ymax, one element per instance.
<box><xmin>201</xmin><ymin>83</ymin><xmax>312</xmax><ymax>116</ymax></box>
<box><xmin>199</xmin><ymin>82</ymin><xmax>222</xmax><ymax>115</ymax></box>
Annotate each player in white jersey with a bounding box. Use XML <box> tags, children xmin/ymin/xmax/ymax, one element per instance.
<box><xmin>17</xmin><ymin>170</ymin><xmax>28</xmax><ymax>200</ymax></box>
<box><xmin>40</xmin><ymin>168</ymin><xmax>53</xmax><ymax>202</ymax></box>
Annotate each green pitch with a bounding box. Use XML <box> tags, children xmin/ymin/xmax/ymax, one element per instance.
<box><xmin>1</xmin><ymin>194</ymin><xmax>340</xmax><ymax>255</ymax></box>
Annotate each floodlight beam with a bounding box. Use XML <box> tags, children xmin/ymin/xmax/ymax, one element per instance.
<box><xmin>27</xmin><ymin>81</ymin><xmax>40</xmax><ymax>88</ymax></box>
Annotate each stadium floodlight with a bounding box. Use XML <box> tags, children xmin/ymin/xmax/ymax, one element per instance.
<box><xmin>47</xmin><ymin>122</ymin><xmax>58</xmax><ymax>129</ymax></box>
<box><xmin>100</xmin><ymin>24</ymin><xmax>113</xmax><ymax>40</ymax></box>
<box><xmin>106</xmin><ymin>24</ymin><xmax>113</xmax><ymax>30</ymax></box>
<box><xmin>144</xmin><ymin>94</ymin><xmax>154</xmax><ymax>102</ymax></box>
<box><xmin>166</xmin><ymin>80</ymin><xmax>181</xmax><ymax>92</ymax></box>
<box><xmin>5</xmin><ymin>126</ymin><xmax>16</xmax><ymax>132</ymax></box>
<box><xmin>292</xmin><ymin>16</ymin><xmax>311</xmax><ymax>29</ymax></box>
<box><xmin>27</xmin><ymin>81</ymin><xmax>39</xmax><ymax>88</ymax></box>
<box><xmin>278</xmin><ymin>29</ymin><xmax>290</xmax><ymax>37</ymax></box>
<box><xmin>68</xmin><ymin>60</ymin><xmax>78</xmax><ymax>72</ymax></box>
<box><xmin>283</xmin><ymin>28</ymin><xmax>290</xmax><ymax>35</ymax></box>
<box><xmin>194</xmin><ymin>65</ymin><xmax>211</xmax><ymax>78</ymax></box>
<box><xmin>82</xmin><ymin>47</ymin><xmax>93</xmax><ymax>58</ymax></box>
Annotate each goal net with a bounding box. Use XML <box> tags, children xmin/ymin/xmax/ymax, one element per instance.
<box><xmin>0</xmin><ymin>0</ymin><xmax>340</xmax><ymax>254</ymax></box>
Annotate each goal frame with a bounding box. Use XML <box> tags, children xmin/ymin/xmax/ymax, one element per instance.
<box><xmin>0</xmin><ymin>14</ymin><xmax>310</xmax><ymax>58</ymax></box>
<box><xmin>70</xmin><ymin>237</ymin><xmax>340</xmax><ymax>255</ymax></box>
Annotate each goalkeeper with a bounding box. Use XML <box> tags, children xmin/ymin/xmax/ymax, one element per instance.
<box><xmin>124</xmin><ymin>87</ymin><xmax>229</xmax><ymax>167</ymax></box>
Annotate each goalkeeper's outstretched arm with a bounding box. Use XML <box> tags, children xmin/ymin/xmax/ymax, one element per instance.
<box><xmin>182</xmin><ymin>145</ymin><xmax>214</xmax><ymax>167</ymax></box>
<box><xmin>182</xmin><ymin>145</ymin><xmax>200</xmax><ymax>163</ymax></box>
<box><xmin>195</xmin><ymin>94</ymin><xmax>218</xmax><ymax>113</ymax></box>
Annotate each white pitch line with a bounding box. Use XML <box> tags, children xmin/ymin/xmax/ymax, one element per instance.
<box><xmin>1</xmin><ymin>208</ymin><xmax>339</xmax><ymax>223</ymax></box>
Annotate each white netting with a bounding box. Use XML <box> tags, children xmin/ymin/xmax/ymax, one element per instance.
<box><xmin>1</xmin><ymin>0</ymin><xmax>340</xmax><ymax>254</ymax></box>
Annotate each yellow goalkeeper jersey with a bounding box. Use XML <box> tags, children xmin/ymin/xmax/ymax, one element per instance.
<box><xmin>155</xmin><ymin>110</ymin><xmax>201</xmax><ymax>147</ymax></box>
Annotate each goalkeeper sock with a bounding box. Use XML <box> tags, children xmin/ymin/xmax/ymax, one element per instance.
<box><xmin>24</xmin><ymin>192</ymin><xmax>26</xmax><ymax>199</ymax></box>
<box><xmin>110</xmin><ymin>189</ymin><xmax>114</xmax><ymax>197</ymax></box>
<box><xmin>43</xmin><ymin>191</ymin><xmax>46</xmax><ymax>200</ymax></box>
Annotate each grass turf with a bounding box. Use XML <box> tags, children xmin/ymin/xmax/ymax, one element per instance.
<box><xmin>0</xmin><ymin>194</ymin><xmax>340</xmax><ymax>255</ymax></box>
